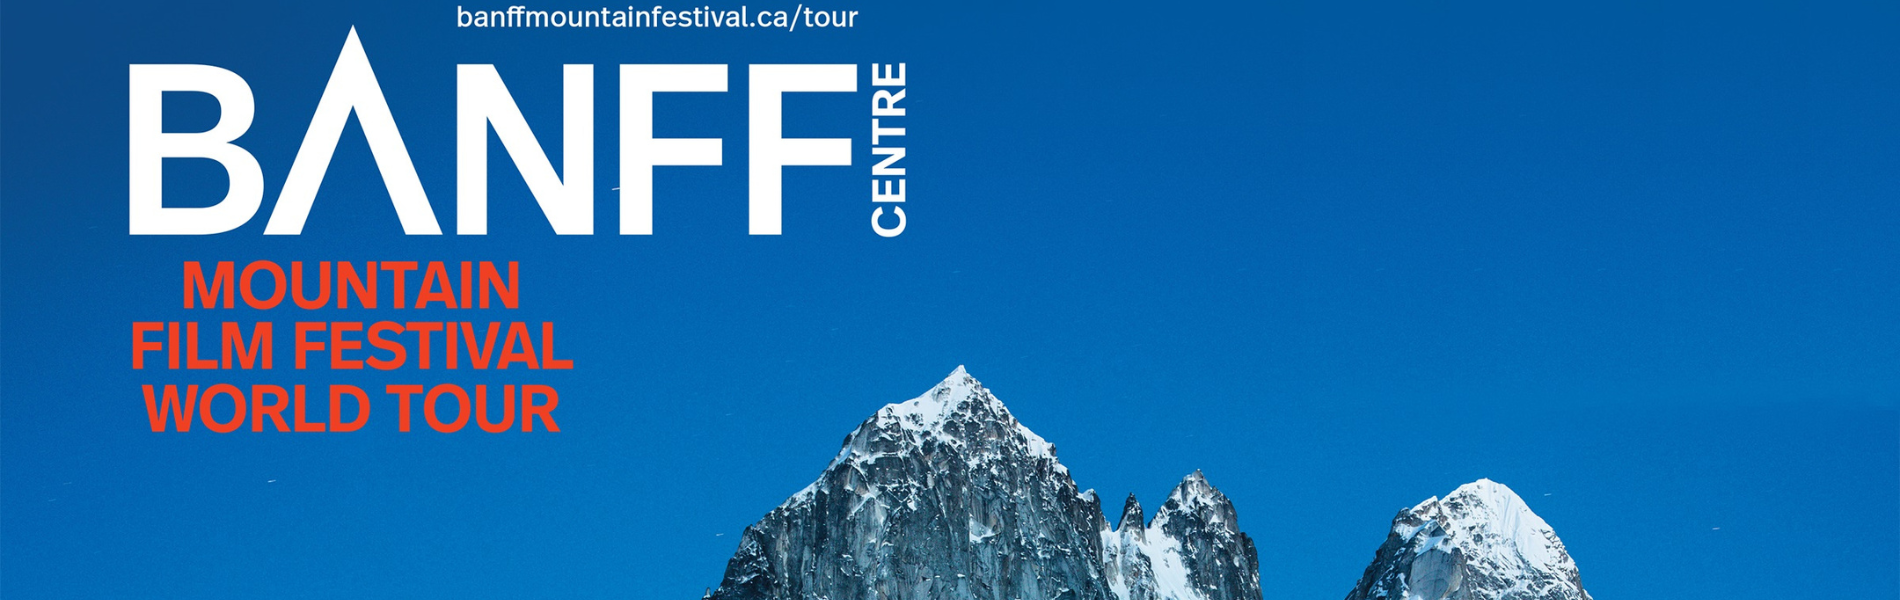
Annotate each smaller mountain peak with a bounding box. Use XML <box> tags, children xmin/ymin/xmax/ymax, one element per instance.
<box><xmin>1117</xmin><ymin>494</ymin><xmax>1146</xmax><ymax>532</ymax></box>
<box><xmin>1353</xmin><ymin>480</ymin><xmax>1588</xmax><ymax>600</ymax></box>
<box><xmin>1169</xmin><ymin>469</ymin><xmax>1219</xmax><ymax>503</ymax></box>
<box><xmin>1151</xmin><ymin>470</ymin><xmax>1240</xmax><ymax>535</ymax></box>
<box><xmin>1415</xmin><ymin>479</ymin><xmax>1566</xmax><ymax>572</ymax></box>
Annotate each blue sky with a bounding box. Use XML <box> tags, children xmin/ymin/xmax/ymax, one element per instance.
<box><xmin>2</xmin><ymin>0</ymin><xmax>1896</xmax><ymax>598</ymax></box>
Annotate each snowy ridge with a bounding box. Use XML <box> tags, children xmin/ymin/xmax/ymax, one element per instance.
<box><xmin>1345</xmin><ymin>479</ymin><xmax>1590</xmax><ymax>600</ymax></box>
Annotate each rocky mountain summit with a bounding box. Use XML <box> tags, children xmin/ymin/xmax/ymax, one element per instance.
<box><xmin>1344</xmin><ymin>479</ymin><xmax>1591</xmax><ymax>600</ymax></box>
<box><xmin>707</xmin><ymin>367</ymin><xmax>1259</xmax><ymax>600</ymax></box>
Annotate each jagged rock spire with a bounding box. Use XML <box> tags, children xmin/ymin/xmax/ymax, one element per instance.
<box><xmin>1118</xmin><ymin>494</ymin><xmax>1147</xmax><ymax>534</ymax></box>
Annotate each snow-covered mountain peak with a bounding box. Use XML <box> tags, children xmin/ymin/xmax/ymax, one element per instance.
<box><xmin>876</xmin><ymin>365</ymin><xmax>985</xmax><ymax>428</ymax></box>
<box><xmin>860</xmin><ymin>366</ymin><xmax>1060</xmax><ymax>463</ymax></box>
<box><xmin>1346</xmin><ymin>479</ymin><xmax>1590</xmax><ymax>600</ymax></box>
<box><xmin>1405</xmin><ymin>479</ymin><xmax>1562</xmax><ymax>572</ymax></box>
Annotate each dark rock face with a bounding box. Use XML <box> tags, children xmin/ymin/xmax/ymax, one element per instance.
<box><xmin>1344</xmin><ymin>479</ymin><xmax>1590</xmax><ymax>600</ymax></box>
<box><xmin>709</xmin><ymin>367</ymin><xmax>1261</xmax><ymax>600</ymax></box>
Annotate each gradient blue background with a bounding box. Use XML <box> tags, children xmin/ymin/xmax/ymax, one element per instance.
<box><xmin>3</xmin><ymin>1</ymin><xmax>1896</xmax><ymax>598</ymax></box>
